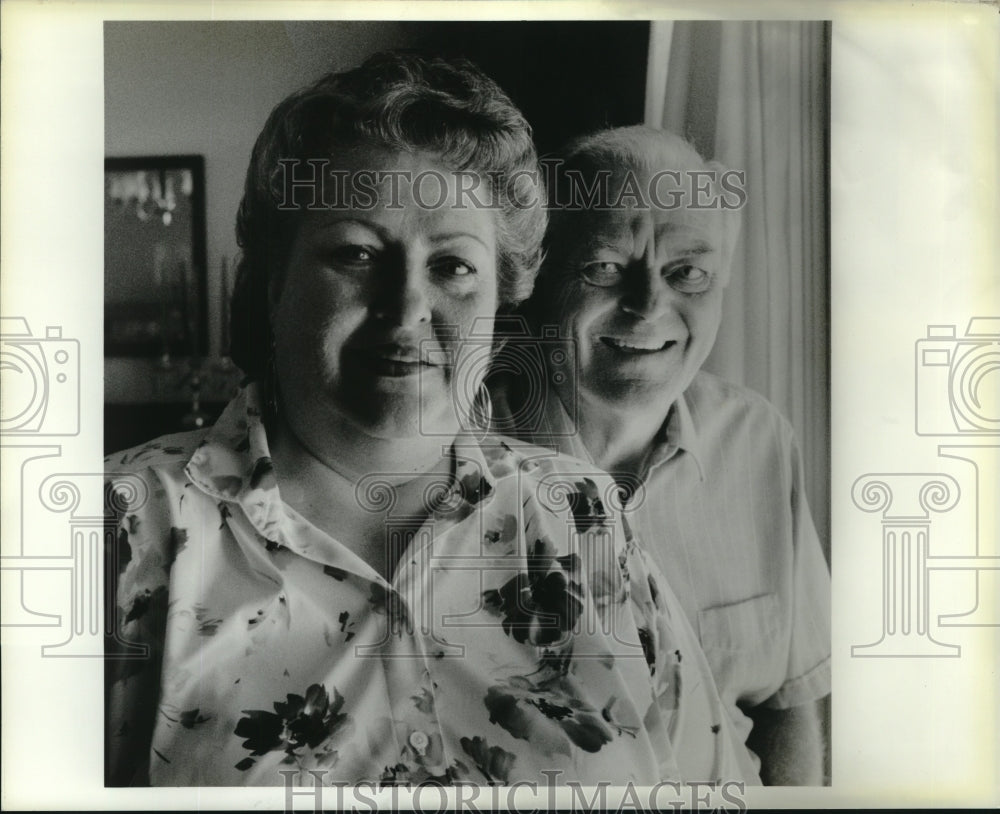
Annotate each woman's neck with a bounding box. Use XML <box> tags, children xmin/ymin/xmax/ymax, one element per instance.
<box><xmin>268</xmin><ymin>413</ymin><xmax>455</xmax><ymax>580</ymax></box>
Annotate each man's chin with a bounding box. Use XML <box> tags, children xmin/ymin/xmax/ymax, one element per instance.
<box><xmin>584</xmin><ymin>376</ymin><xmax>685</xmax><ymax>413</ymax></box>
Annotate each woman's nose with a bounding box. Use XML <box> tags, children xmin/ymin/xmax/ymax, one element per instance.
<box><xmin>372</xmin><ymin>257</ymin><xmax>433</xmax><ymax>326</ymax></box>
<box><xmin>619</xmin><ymin>265</ymin><xmax>672</xmax><ymax>320</ymax></box>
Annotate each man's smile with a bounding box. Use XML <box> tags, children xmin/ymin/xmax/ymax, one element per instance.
<box><xmin>599</xmin><ymin>336</ymin><xmax>679</xmax><ymax>355</ymax></box>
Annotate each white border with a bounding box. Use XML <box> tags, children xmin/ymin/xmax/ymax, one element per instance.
<box><xmin>2</xmin><ymin>1</ymin><xmax>998</xmax><ymax>809</ymax></box>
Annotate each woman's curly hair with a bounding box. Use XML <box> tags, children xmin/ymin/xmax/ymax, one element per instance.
<box><xmin>230</xmin><ymin>50</ymin><xmax>546</xmax><ymax>380</ymax></box>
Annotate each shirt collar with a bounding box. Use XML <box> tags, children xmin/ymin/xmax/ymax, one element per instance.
<box><xmin>184</xmin><ymin>382</ymin><xmax>285</xmax><ymax>539</ymax></box>
<box><xmin>647</xmin><ymin>391</ymin><xmax>706</xmax><ymax>482</ymax></box>
<box><xmin>185</xmin><ymin>383</ymin><xmax>501</xmax><ymax>542</ymax></box>
<box><xmin>435</xmin><ymin>435</ymin><xmax>500</xmax><ymax>519</ymax></box>
<box><xmin>491</xmin><ymin>377</ymin><xmax>595</xmax><ymax>465</ymax></box>
<box><xmin>494</xmin><ymin>376</ymin><xmax>706</xmax><ymax>483</ymax></box>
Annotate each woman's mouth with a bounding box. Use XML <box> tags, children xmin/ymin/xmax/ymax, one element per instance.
<box><xmin>599</xmin><ymin>336</ymin><xmax>678</xmax><ymax>355</ymax></box>
<box><xmin>357</xmin><ymin>345</ymin><xmax>438</xmax><ymax>377</ymax></box>
<box><xmin>371</xmin><ymin>358</ymin><xmax>427</xmax><ymax>377</ymax></box>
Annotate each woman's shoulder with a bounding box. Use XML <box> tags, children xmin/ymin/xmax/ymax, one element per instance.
<box><xmin>481</xmin><ymin>434</ymin><xmax>614</xmax><ymax>484</ymax></box>
<box><xmin>103</xmin><ymin>430</ymin><xmax>213</xmax><ymax>533</ymax></box>
<box><xmin>479</xmin><ymin>434</ymin><xmax>625</xmax><ymax>530</ymax></box>
<box><xmin>104</xmin><ymin>429</ymin><xmax>210</xmax><ymax>474</ymax></box>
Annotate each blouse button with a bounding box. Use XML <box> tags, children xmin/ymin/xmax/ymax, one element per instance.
<box><xmin>408</xmin><ymin>730</ymin><xmax>430</xmax><ymax>753</ymax></box>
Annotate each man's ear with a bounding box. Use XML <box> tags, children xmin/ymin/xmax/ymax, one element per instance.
<box><xmin>704</xmin><ymin>159</ymin><xmax>743</xmax><ymax>288</ymax></box>
<box><xmin>720</xmin><ymin>209</ymin><xmax>742</xmax><ymax>288</ymax></box>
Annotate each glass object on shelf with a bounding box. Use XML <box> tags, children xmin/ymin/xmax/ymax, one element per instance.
<box><xmin>105</xmin><ymin>155</ymin><xmax>207</xmax><ymax>359</ymax></box>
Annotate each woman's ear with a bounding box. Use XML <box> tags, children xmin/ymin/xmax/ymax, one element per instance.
<box><xmin>267</xmin><ymin>256</ymin><xmax>288</xmax><ymax>322</ymax></box>
<box><xmin>267</xmin><ymin>275</ymin><xmax>282</xmax><ymax>319</ymax></box>
<box><xmin>267</xmin><ymin>221</ymin><xmax>300</xmax><ymax>316</ymax></box>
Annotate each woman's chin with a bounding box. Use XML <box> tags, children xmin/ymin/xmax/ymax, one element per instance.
<box><xmin>344</xmin><ymin>397</ymin><xmax>460</xmax><ymax>443</ymax></box>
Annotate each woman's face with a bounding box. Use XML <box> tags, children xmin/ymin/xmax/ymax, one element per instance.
<box><xmin>270</xmin><ymin>148</ymin><xmax>499</xmax><ymax>442</ymax></box>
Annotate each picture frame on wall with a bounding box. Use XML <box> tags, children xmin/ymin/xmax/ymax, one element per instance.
<box><xmin>104</xmin><ymin>155</ymin><xmax>207</xmax><ymax>359</ymax></box>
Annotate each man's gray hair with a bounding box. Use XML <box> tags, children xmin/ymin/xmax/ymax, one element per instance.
<box><xmin>556</xmin><ymin>124</ymin><xmax>710</xmax><ymax>179</ymax></box>
<box><xmin>540</xmin><ymin>124</ymin><xmax>743</xmax><ymax>277</ymax></box>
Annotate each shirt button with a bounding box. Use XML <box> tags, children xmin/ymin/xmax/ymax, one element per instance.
<box><xmin>409</xmin><ymin>730</ymin><xmax>430</xmax><ymax>753</ymax></box>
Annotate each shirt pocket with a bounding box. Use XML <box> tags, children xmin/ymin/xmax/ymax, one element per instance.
<box><xmin>697</xmin><ymin>592</ymin><xmax>785</xmax><ymax>708</ymax></box>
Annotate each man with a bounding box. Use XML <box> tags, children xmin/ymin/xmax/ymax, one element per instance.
<box><xmin>491</xmin><ymin>125</ymin><xmax>831</xmax><ymax>785</ymax></box>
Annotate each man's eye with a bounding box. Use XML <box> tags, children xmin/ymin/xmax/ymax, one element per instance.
<box><xmin>580</xmin><ymin>262</ymin><xmax>625</xmax><ymax>287</ymax></box>
<box><xmin>432</xmin><ymin>258</ymin><xmax>477</xmax><ymax>277</ymax></box>
<box><xmin>667</xmin><ymin>264</ymin><xmax>712</xmax><ymax>294</ymax></box>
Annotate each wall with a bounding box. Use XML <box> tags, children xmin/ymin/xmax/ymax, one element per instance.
<box><xmin>105</xmin><ymin>21</ymin><xmax>423</xmax><ymax>362</ymax></box>
<box><xmin>104</xmin><ymin>21</ymin><xmax>647</xmax><ymax>406</ymax></box>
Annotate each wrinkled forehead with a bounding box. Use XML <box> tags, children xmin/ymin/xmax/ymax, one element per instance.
<box><xmin>554</xmin><ymin>200</ymin><xmax>730</xmax><ymax>255</ymax></box>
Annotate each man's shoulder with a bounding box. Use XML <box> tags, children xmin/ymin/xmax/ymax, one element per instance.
<box><xmin>686</xmin><ymin>370</ymin><xmax>794</xmax><ymax>435</ymax></box>
<box><xmin>687</xmin><ymin>370</ymin><xmax>780</xmax><ymax>413</ymax></box>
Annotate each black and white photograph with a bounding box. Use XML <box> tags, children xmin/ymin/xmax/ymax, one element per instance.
<box><xmin>99</xmin><ymin>19</ymin><xmax>830</xmax><ymax>793</ymax></box>
<box><xmin>1</xmin><ymin>2</ymin><xmax>997</xmax><ymax>811</ymax></box>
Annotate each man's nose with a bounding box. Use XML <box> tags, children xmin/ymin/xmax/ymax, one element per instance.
<box><xmin>372</xmin><ymin>254</ymin><xmax>432</xmax><ymax>326</ymax></box>
<box><xmin>619</xmin><ymin>264</ymin><xmax>673</xmax><ymax>320</ymax></box>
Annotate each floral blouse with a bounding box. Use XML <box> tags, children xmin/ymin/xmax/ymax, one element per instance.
<box><xmin>105</xmin><ymin>384</ymin><xmax>753</xmax><ymax>787</ymax></box>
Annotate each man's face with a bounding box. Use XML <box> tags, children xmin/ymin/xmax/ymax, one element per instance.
<box><xmin>545</xmin><ymin>169</ymin><xmax>732</xmax><ymax>414</ymax></box>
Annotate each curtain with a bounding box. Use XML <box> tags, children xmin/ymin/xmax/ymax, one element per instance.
<box><xmin>646</xmin><ymin>21</ymin><xmax>831</xmax><ymax>555</ymax></box>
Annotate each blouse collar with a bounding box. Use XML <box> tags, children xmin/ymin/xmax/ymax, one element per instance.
<box><xmin>184</xmin><ymin>384</ymin><xmax>501</xmax><ymax>550</ymax></box>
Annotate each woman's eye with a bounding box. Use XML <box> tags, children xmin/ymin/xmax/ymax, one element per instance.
<box><xmin>329</xmin><ymin>245</ymin><xmax>376</xmax><ymax>264</ymax></box>
<box><xmin>667</xmin><ymin>264</ymin><xmax>712</xmax><ymax>294</ymax></box>
<box><xmin>432</xmin><ymin>258</ymin><xmax>477</xmax><ymax>277</ymax></box>
<box><xmin>580</xmin><ymin>261</ymin><xmax>625</xmax><ymax>287</ymax></box>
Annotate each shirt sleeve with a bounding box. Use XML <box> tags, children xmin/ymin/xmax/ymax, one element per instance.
<box><xmin>104</xmin><ymin>469</ymin><xmax>172</xmax><ymax>786</ymax></box>
<box><xmin>765</xmin><ymin>430</ymin><xmax>831</xmax><ymax>710</ymax></box>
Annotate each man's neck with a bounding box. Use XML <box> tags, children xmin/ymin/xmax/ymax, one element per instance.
<box><xmin>565</xmin><ymin>390</ymin><xmax>670</xmax><ymax>481</ymax></box>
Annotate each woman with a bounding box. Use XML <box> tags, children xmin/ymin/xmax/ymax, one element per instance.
<box><xmin>105</xmin><ymin>52</ymin><xmax>746</xmax><ymax>787</ymax></box>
